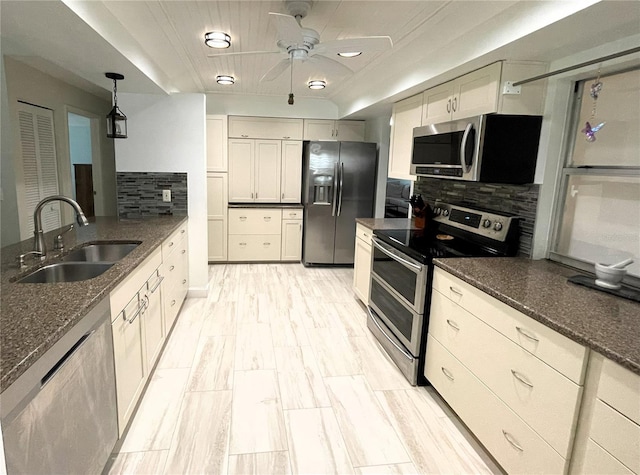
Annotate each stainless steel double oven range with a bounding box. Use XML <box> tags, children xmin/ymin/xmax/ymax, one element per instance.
<box><xmin>367</xmin><ymin>201</ymin><xmax>520</xmax><ymax>385</ymax></box>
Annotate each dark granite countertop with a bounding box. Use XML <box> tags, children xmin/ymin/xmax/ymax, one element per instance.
<box><xmin>228</xmin><ymin>203</ymin><xmax>303</xmax><ymax>209</ymax></box>
<box><xmin>0</xmin><ymin>216</ymin><xmax>187</xmax><ymax>392</ymax></box>
<box><xmin>356</xmin><ymin>217</ymin><xmax>419</xmax><ymax>231</ymax></box>
<box><xmin>434</xmin><ymin>257</ymin><xmax>640</xmax><ymax>375</ymax></box>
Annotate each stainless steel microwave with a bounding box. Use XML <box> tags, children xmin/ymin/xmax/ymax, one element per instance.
<box><xmin>410</xmin><ymin>114</ymin><xmax>542</xmax><ymax>184</ymax></box>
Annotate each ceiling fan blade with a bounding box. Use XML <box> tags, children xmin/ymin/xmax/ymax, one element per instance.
<box><xmin>268</xmin><ymin>12</ymin><xmax>304</xmax><ymax>45</ymax></box>
<box><xmin>314</xmin><ymin>36</ymin><xmax>393</xmax><ymax>55</ymax></box>
<box><xmin>307</xmin><ymin>55</ymin><xmax>353</xmax><ymax>77</ymax></box>
<box><xmin>260</xmin><ymin>58</ymin><xmax>291</xmax><ymax>82</ymax></box>
<box><xmin>208</xmin><ymin>50</ymin><xmax>281</xmax><ymax>58</ymax></box>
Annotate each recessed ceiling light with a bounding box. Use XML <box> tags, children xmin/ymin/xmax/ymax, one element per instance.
<box><xmin>205</xmin><ymin>31</ymin><xmax>231</xmax><ymax>49</ymax></box>
<box><xmin>216</xmin><ymin>75</ymin><xmax>235</xmax><ymax>85</ymax></box>
<box><xmin>337</xmin><ymin>51</ymin><xmax>362</xmax><ymax>58</ymax></box>
<box><xmin>308</xmin><ymin>80</ymin><xmax>326</xmax><ymax>90</ymax></box>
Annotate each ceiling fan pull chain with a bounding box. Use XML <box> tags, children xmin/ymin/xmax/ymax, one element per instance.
<box><xmin>288</xmin><ymin>55</ymin><xmax>295</xmax><ymax>105</ymax></box>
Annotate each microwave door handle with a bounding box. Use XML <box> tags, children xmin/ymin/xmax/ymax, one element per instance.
<box><xmin>372</xmin><ymin>238</ymin><xmax>422</xmax><ymax>271</ymax></box>
<box><xmin>337</xmin><ymin>162</ymin><xmax>344</xmax><ymax>216</ymax></box>
<box><xmin>460</xmin><ymin>123</ymin><xmax>473</xmax><ymax>173</ymax></box>
<box><xmin>332</xmin><ymin>162</ymin><xmax>338</xmax><ymax>216</ymax></box>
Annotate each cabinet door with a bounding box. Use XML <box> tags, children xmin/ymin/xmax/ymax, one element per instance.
<box><xmin>353</xmin><ymin>236</ymin><xmax>372</xmax><ymax>304</ymax></box>
<box><xmin>112</xmin><ymin>296</ymin><xmax>146</xmax><ymax>434</ymax></box>
<box><xmin>336</xmin><ymin>120</ymin><xmax>365</xmax><ymax>141</ymax></box>
<box><xmin>206</xmin><ymin>115</ymin><xmax>228</xmax><ymax>171</ymax></box>
<box><xmin>281</xmin><ymin>140</ymin><xmax>303</xmax><ymax>203</ymax></box>
<box><xmin>254</xmin><ymin>140</ymin><xmax>281</xmax><ymax>202</ymax></box>
<box><xmin>422</xmin><ymin>82</ymin><xmax>455</xmax><ymax>125</ymax></box>
<box><xmin>228</xmin><ymin>139</ymin><xmax>254</xmax><ymax>202</ymax></box>
<box><xmin>143</xmin><ymin>273</ymin><xmax>164</xmax><ymax>370</ymax></box>
<box><xmin>303</xmin><ymin>119</ymin><xmax>335</xmax><ymax>140</ymax></box>
<box><xmin>281</xmin><ymin>219</ymin><xmax>302</xmax><ymax>261</ymax></box>
<box><xmin>229</xmin><ymin>116</ymin><xmax>303</xmax><ymax>139</ymax></box>
<box><xmin>207</xmin><ymin>173</ymin><xmax>228</xmax><ymax>261</ymax></box>
<box><xmin>453</xmin><ymin>62</ymin><xmax>501</xmax><ymax>119</ymax></box>
<box><xmin>389</xmin><ymin>94</ymin><xmax>422</xmax><ymax>179</ymax></box>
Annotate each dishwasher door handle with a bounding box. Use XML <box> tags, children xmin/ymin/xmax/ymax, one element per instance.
<box><xmin>41</xmin><ymin>330</ymin><xmax>95</xmax><ymax>388</ymax></box>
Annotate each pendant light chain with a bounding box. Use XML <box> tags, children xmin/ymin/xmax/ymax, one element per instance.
<box><xmin>113</xmin><ymin>77</ymin><xmax>118</xmax><ymax>107</ymax></box>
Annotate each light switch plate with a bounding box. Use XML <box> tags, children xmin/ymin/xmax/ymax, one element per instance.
<box><xmin>162</xmin><ymin>189</ymin><xmax>171</xmax><ymax>202</ymax></box>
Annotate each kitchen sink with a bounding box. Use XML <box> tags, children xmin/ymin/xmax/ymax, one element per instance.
<box><xmin>62</xmin><ymin>242</ymin><xmax>140</xmax><ymax>263</ymax></box>
<box><xmin>17</xmin><ymin>262</ymin><xmax>114</xmax><ymax>284</ymax></box>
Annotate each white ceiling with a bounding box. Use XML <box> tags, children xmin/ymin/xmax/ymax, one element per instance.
<box><xmin>2</xmin><ymin>0</ymin><xmax>639</xmax><ymax>119</ymax></box>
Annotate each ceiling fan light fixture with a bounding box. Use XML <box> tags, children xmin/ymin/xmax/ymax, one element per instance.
<box><xmin>205</xmin><ymin>31</ymin><xmax>231</xmax><ymax>49</ymax></box>
<box><xmin>216</xmin><ymin>75</ymin><xmax>235</xmax><ymax>85</ymax></box>
<box><xmin>337</xmin><ymin>51</ymin><xmax>362</xmax><ymax>58</ymax></box>
<box><xmin>308</xmin><ymin>80</ymin><xmax>326</xmax><ymax>90</ymax></box>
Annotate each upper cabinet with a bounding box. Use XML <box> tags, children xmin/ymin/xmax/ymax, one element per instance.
<box><xmin>388</xmin><ymin>94</ymin><xmax>423</xmax><ymax>180</ymax></box>
<box><xmin>422</xmin><ymin>61</ymin><xmax>548</xmax><ymax>125</ymax></box>
<box><xmin>229</xmin><ymin>116</ymin><xmax>303</xmax><ymax>140</ymax></box>
<box><xmin>206</xmin><ymin>115</ymin><xmax>228</xmax><ymax>172</ymax></box>
<box><xmin>303</xmin><ymin>119</ymin><xmax>365</xmax><ymax>141</ymax></box>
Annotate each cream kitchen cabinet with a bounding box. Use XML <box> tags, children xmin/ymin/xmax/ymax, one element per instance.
<box><xmin>388</xmin><ymin>93</ymin><xmax>423</xmax><ymax>180</ymax></box>
<box><xmin>228</xmin><ymin>116</ymin><xmax>303</xmax><ymax>140</ymax></box>
<box><xmin>303</xmin><ymin>119</ymin><xmax>365</xmax><ymax>141</ymax></box>
<box><xmin>207</xmin><ymin>172</ymin><xmax>228</xmax><ymax>261</ymax></box>
<box><xmin>425</xmin><ymin>267</ymin><xmax>587</xmax><ymax>474</ymax></box>
<box><xmin>281</xmin><ymin>208</ymin><xmax>303</xmax><ymax>261</ymax></box>
<box><xmin>281</xmin><ymin>141</ymin><xmax>303</xmax><ymax>203</ymax></box>
<box><xmin>162</xmin><ymin>222</ymin><xmax>189</xmax><ymax>332</ymax></box>
<box><xmin>571</xmin><ymin>353</ymin><xmax>640</xmax><ymax>474</ymax></box>
<box><xmin>421</xmin><ymin>61</ymin><xmax>547</xmax><ymax>125</ymax></box>
<box><xmin>228</xmin><ymin>208</ymin><xmax>282</xmax><ymax>261</ymax></box>
<box><xmin>352</xmin><ymin>223</ymin><xmax>373</xmax><ymax>304</ymax></box>
<box><xmin>206</xmin><ymin>115</ymin><xmax>228</xmax><ymax>172</ymax></box>
<box><xmin>109</xmin><ymin>246</ymin><xmax>163</xmax><ymax>436</ymax></box>
<box><xmin>228</xmin><ymin>139</ymin><xmax>281</xmax><ymax>203</ymax></box>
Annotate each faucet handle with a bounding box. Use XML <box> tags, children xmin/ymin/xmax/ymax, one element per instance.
<box><xmin>54</xmin><ymin>225</ymin><xmax>74</xmax><ymax>251</ymax></box>
<box><xmin>17</xmin><ymin>251</ymin><xmax>44</xmax><ymax>268</ymax></box>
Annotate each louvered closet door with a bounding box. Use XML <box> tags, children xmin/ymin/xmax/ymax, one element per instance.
<box><xmin>16</xmin><ymin>102</ymin><xmax>60</xmax><ymax>239</ymax></box>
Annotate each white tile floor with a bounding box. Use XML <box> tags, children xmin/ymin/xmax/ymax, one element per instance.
<box><xmin>107</xmin><ymin>263</ymin><xmax>502</xmax><ymax>475</ymax></box>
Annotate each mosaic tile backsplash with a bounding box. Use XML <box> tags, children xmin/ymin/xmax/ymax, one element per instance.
<box><xmin>413</xmin><ymin>177</ymin><xmax>539</xmax><ymax>257</ymax></box>
<box><xmin>117</xmin><ymin>172</ymin><xmax>188</xmax><ymax>219</ymax></box>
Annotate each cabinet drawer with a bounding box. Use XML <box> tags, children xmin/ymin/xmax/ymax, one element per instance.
<box><xmin>355</xmin><ymin>223</ymin><xmax>373</xmax><ymax>245</ymax></box>
<box><xmin>282</xmin><ymin>209</ymin><xmax>303</xmax><ymax>220</ymax></box>
<box><xmin>432</xmin><ymin>268</ymin><xmax>587</xmax><ymax>383</ymax></box>
<box><xmin>425</xmin><ymin>335</ymin><xmax>567</xmax><ymax>475</ymax></box>
<box><xmin>590</xmin><ymin>399</ymin><xmax>640</xmax><ymax>473</ymax></box>
<box><xmin>162</xmin><ymin>223</ymin><xmax>187</xmax><ymax>259</ymax></box>
<box><xmin>429</xmin><ymin>290</ymin><xmax>581</xmax><ymax>457</ymax></box>
<box><xmin>597</xmin><ymin>357</ymin><xmax>640</xmax><ymax>425</ymax></box>
<box><xmin>228</xmin><ymin>235</ymin><xmax>282</xmax><ymax>261</ymax></box>
<box><xmin>583</xmin><ymin>439</ymin><xmax>634</xmax><ymax>475</ymax></box>
<box><xmin>229</xmin><ymin>208</ymin><xmax>282</xmax><ymax>234</ymax></box>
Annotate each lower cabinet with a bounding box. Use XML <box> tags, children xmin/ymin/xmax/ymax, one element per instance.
<box><xmin>353</xmin><ymin>223</ymin><xmax>373</xmax><ymax>304</ymax></box>
<box><xmin>425</xmin><ymin>267</ymin><xmax>587</xmax><ymax>474</ymax></box>
<box><xmin>281</xmin><ymin>209</ymin><xmax>302</xmax><ymax>261</ymax></box>
<box><xmin>207</xmin><ymin>172</ymin><xmax>228</xmax><ymax>262</ymax></box>
<box><xmin>162</xmin><ymin>223</ymin><xmax>189</xmax><ymax>332</ymax></box>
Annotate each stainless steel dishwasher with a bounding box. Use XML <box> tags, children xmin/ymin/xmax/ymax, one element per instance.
<box><xmin>1</xmin><ymin>298</ymin><xmax>118</xmax><ymax>474</ymax></box>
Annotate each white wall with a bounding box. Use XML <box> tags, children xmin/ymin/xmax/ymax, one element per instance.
<box><xmin>114</xmin><ymin>93</ymin><xmax>208</xmax><ymax>296</ymax></box>
<box><xmin>365</xmin><ymin>115</ymin><xmax>392</xmax><ymax>218</ymax></box>
<box><xmin>206</xmin><ymin>93</ymin><xmax>338</xmax><ymax>119</ymax></box>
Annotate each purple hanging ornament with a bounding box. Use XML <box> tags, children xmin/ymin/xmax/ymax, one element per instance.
<box><xmin>582</xmin><ymin>121</ymin><xmax>605</xmax><ymax>142</ymax></box>
<box><xmin>583</xmin><ymin>68</ymin><xmax>605</xmax><ymax>142</ymax></box>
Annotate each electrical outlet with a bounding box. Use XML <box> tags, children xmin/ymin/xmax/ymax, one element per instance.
<box><xmin>162</xmin><ymin>189</ymin><xmax>171</xmax><ymax>202</ymax></box>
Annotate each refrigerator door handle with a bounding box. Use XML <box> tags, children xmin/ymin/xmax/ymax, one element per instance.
<box><xmin>332</xmin><ymin>162</ymin><xmax>339</xmax><ymax>217</ymax></box>
<box><xmin>337</xmin><ymin>162</ymin><xmax>344</xmax><ymax>216</ymax></box>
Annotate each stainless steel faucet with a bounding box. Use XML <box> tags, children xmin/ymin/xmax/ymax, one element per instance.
<box><xmin>33</xmin><ymin>195</ymin><xmax>90</xmax><ymax>256</ymax></box>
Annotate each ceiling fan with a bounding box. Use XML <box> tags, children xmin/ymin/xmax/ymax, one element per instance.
<box><xmin>207</xmin><ymin>0</ymin><xmax>393</xmax><ymax>87</ymax></box>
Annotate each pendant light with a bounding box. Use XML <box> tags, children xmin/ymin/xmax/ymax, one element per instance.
<box><xmin>105</xmin><ymin>72</ymin><xmax>127</xmax><ymax>139</ymax></box>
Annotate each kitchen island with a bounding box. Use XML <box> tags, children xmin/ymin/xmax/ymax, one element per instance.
<box><xmin>0</xmin><ymin>215</ymin><xmax>187</xmax><ymax>392</ymax></box>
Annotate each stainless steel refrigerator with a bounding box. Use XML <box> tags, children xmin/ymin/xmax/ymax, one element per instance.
<box><xmin>302</xmin><ymin>141</ymin><xmax>377</xmax><ymax>265</ymax></box>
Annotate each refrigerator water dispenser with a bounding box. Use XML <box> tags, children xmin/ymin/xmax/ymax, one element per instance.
<box><xmin>313</xmin><ymin>175</ymin><xmax>333</xmax><ymax>204</ymax></box>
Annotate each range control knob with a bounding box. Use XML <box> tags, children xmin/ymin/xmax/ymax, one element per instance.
<box><xmin>493</xmin><ymin>222</ymin><xmax>503</xmax><ymax>231</ymax></box>
<box><xmin>433</xmin><ymin>207</ymin><xmax>441</xmax><ymax>216</ymax></box>
<box><xmin>442</xmin><ymin>209</ymin><xmax>450</xmax><ymax>217</ymax></box>
<box><xmin>482</xmin><ymin>219</ymin><xmax>492</xmax><ymax>228</ymax></box>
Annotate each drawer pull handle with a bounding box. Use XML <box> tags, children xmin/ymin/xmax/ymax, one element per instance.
<box><xmin>441</xmin><ymin>367</ymin><xmax>455</xmax><ymax>381</ymax></box>
<box><xmin>263</xmin><ymin>242</ymin><xmax>271</xmax><ymax>246</ymax></box>
<box><xmin>240</xmin><ymin>216</ymin><xmax>247</xmax><ymax>221</ymax></box>
<box><xmin>171</xmin><ymin>299</ymin><xmax>176</xmax><ymax>307</ymax></box>
<box><xmin>239</xmin><ymin>242</ymin><xmax>247</xmax><ymax>246</ymax></box>
<box><xmin>502</xmin><ymin>430</ymin><xmax>524</xmax><ymax>452</ymax></box>
<box><xmin>182</xmin><ymin>279</ymin><xmax>187</xmax><ymax>284</ymax></box>
<box><xmin>241</xmin><ymin>134</ymin><xmax>248</xmax><ymax>138</ymax></box>
<box><xmin>264</xmin><ymin>217</ymin><xmax>271</xmax><ymax>221</ymax></box>
<box><xmin>169</xmin><ymin>265</ymin><xmax>175</xmax><ymax>271</ymax></box>
<box><xmin>283</xmin><ymin>193</ymin><xmax>285</xmax><ymax>199</ymax></box>
<box><xmin>515</xmin><ymin>326</ymin><xmax>539</xmax><ymax>343</ymax></box>
<box><xmin>363</xmin><ymin>233</ymin><xmax>369</xmax><ymax>238</ymax></box>
<box><xmin>446</xmin><ymin>319</ymin><xmax>460</xmax><ymax>331</ymax></box>
<box><xmin>182</xmin><ymin>249</ymin><xmax>186</xmax><ymax>254</ymax></box>
<box><xmin>283</xmin><ymin>136</ymin><xmax>290</xmax><ymax>139</ymax></box>
<box><xmin>511</xmin><ymin>370</ymin><xmax>534</xmax><ymax>388</ymax></box>
<box><xmin>449</xmin><ymin>286</ymin><xmax>463</xmax><ymax>297</ymax></box>
<box><xmin>181</xmin><ymin>229</ymin><xmax>185</xmax><ymax>234</ymax></box>
<box><xmin>289</xmin><ymin>212</ymin><xmax>296</xmax><ymax>217</ymax></box>
<box><xmin>150</xmin><ymin>275</ymin><xmax>164</xmax><ymax>293</ymax></box>
<box><xmin>169</xmin><ymin>241</ymin><xmax>174</xmax><ymax>247</ymax></box>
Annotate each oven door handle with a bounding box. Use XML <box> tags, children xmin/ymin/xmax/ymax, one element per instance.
<box><xmin>372</xmin><ymin>238</ymin><xmax>422</xmax><ymax>271</ymax></box>
<box><xmin>367</xmin><ymin>307</ymin><xmax>414</xmax><ymax>361</ymax></box>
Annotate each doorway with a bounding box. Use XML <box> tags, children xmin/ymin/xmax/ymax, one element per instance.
<box><xmin>67</xmin><ymin>112</ymin><xmax>95</xmax><ymax>217</ymax></box>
